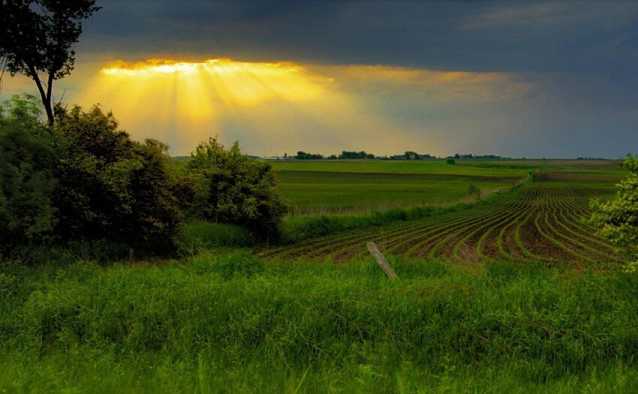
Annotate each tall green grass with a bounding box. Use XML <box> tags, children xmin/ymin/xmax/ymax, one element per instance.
<box><xmin>180</xmin><ymin>221</ymin><xmax>255</xmax><ymax>250</ymax></box>
<box><xmin>1</xmin><ymin>254</ymin><xmax>637</xmax><ymax>392</ymax></box>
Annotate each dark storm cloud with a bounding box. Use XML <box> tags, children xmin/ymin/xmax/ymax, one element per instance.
<box><xmin>82</xmin><ymin>0</ymin><xmax>638</xmax><ymax>74</ymax></box>
<box><xmin>6</xmin><ymin>0</ymin><xmax>634</xmax><ymax>158</ymax></box>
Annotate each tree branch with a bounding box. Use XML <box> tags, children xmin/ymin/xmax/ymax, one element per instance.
<box><xmin>28</xmin><ymin>65</ymin><xmax>54</xmax><ymax>126</ymax></box>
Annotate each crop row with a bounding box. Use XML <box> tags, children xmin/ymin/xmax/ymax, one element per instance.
<box><xmin>260</xmin><ymin>185</ymin><xmax>620</xmax><ymax>265</ymax></box>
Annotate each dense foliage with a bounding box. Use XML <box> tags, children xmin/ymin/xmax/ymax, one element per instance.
<box><xmin>187</xmin><ymin>138</ymin><xmax>286</xmax><ymax>242</ymax></box>
<box><xmin>0</xmin><ymin>98</ymin><xmax>170</xmax><ymax>258</ymax></box>
<box><xmin>0</xmin><ymin>96</ymin><xmax>289</xmax><ymax>259</ymax></box>
<box><xmin>590</xmin><ymin>155</ymin><xmax>638</xmax><ymax>265</ymax></box>
<box><xmin>52</xmin><ymin>106</ymin><xmax>181</xmax><ymax>254</ymax></box>
<box><xmin>0</xmin><ymin>0</ymin><xmax>100</xmax><ymax>124</ymax></box>
<box><xmin>0</xmin><ymin>96</ymin><xmax>57</xmax><ymax>249</ymax></box>
<box><xmin>295</xmin><ymin>151</ymin><xmax>323</xmax><ymax>160</ymax></box>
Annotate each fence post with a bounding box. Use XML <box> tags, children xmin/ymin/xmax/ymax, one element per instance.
<box><xmin>366</xmin><ymin>242</ymin><xmax>398</xmax><ymax>280</ymax></box>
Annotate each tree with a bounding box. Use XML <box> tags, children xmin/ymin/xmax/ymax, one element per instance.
<box><xmin>188</xmin><ymin>138</ymin><xmax>287</xmax><ymax>242</ymax></box>
<box><xmin>296</xmin><ymin>151</ymin><xmax>323</xmax><ymax>160</ymax></box>
<box><xmin>589</xmin><ymin>155</ymin><xmax>638</xmax><ymax>268</ymax></box>
<box><xmin>0</xmin><ymin>95</ymin><xmax>57</xmax><ymax>252</ymax></box>
<box><xmin>53</xmin><ymin>105</ymin><xmax>182</xmax><ymax>253</ymax></box>
<box><xmin>0</xmin><ymin>0</ymin><xmax>100</xmax><ymax>125</ymax></box>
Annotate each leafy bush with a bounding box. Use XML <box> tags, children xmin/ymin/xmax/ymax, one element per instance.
<box><xmin>53</xmin><ymin>106</ymin><xmax>182</xmax><ymax>254</ymax></box>
<box><xmin>187</xmin><ymin>138</ymin><xmax>286</xmax><ymax>242</ymax></box>
<box><xmin>590</xmin><ymin>155</ymin><xmax>638</xmax><ymax>266</ymax></box>
<box><xmin>0</xmin><ymin>96</ymin><xmax>57</xmax><ymax>254</ymax></box>
<box><xmin>0</xmin><ymin>96</ymin><xmax>182</xmax><ymax>259</ymax></box>
<box><xmin>446</xmin><ymin>158</ymin><xmax>456</xmax><ymax>165</ymax></box>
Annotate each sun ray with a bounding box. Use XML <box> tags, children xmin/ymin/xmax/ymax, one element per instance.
<box><xmin>72</xmin><ymin>57</ymin><xmax>461</xmax><ymax>155</ymax></box>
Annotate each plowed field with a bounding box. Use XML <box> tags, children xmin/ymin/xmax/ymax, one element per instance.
<box><xmin>261</xmin><ymin>176</ymin><xmax>620</xmax><ymax>264</ymax></box>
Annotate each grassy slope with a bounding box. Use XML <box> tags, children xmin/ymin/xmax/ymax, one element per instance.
<box><xmin>1</xmin><ymin>254</ymin><xmax>637</xmax><ymax>393</ymax></box>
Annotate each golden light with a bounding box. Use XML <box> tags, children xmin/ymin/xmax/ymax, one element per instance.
<box><xmin>98</xmin><ymin>58</ymin><xmax>325</xmax><ymax>105</ymax></box>
<box><xmin>74</xmin><ymin>57</ymin><xmax>339</xmax><ymax>153</ymax></box>
<box><xmin>73</xmin><ymin>57</ymin><xmax>521</xmax><ymax>155</ymax></box>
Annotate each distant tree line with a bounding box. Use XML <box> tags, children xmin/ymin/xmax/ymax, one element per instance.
<box><xmin>282</xmin><ymin>150</ymin><xmax>508</xmax><ymax>161</ymax></box>
<box><xmin>451</xmin><ymin>154</ymin><xmax>510</xmax><ymax>160</ymax></box>
<box><xmin>390</xmin><ymin>151</ymin><xmax>436</xmax><ymax>160</ymax></box>
<box><xmin>295</xmin><ymin>151</ymin><xmax>324</xmax><ymax>160</ymax></box>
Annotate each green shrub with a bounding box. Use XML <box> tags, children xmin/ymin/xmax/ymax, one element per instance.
<box><xmin>590</xmin><ymin>155</ymin><xmax>638</xmax><ymax>266</ymax></box>
<box><xmin>187</xmin><ymin>138</ymin><xmax>286</xmax><ymax>242</ymax></box>
<box><xmin>52</xmin><ymin>106</ymin><xmax>182</xmax><ymax>254</ymax></box>
<box><xmin>0</xmin><ymin>96</ymin><xmax>57</xmax><ymax>254</ymax></box>
<box><xmin>0</xmin><ymin>97</ymin><xmax>183</xmax><ymax>260</ymax></box>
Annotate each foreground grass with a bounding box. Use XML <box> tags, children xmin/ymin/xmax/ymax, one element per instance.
<box><xmin>1</xmin><ymin>253</ymin><xmax>637</xmax><ymax>393</ymax></box>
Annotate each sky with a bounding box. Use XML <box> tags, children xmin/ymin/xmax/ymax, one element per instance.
<box><xmin>2</xmin><ymin>0</ymin><xmax>638</xmax><ymax>158</ymax></box>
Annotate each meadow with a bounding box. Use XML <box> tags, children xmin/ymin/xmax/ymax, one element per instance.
<box><xmin>3</xmin><ymin>158</ymin><xmax>636</xmax><ymax>393</ymax></box>
<box><xmin>2</xmin><ymin>254</ymin><xmax>638</xmax><ymax>393</ymax></box>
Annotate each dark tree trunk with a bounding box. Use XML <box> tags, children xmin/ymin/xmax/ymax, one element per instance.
<box><xmin>28</xmin><ymin>67</ymin><xmax>55</xmax><ymax>126</ymax></box>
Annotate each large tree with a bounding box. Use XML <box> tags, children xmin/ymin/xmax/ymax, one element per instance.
<box><xmin>0</xmin><ymin>0</ymin><xmax>99</xmax><ymax>125</ymax></box>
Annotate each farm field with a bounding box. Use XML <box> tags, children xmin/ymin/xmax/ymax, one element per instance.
<box><xmin>264</xmin><ymin>171</ymin><xmax>624</xmax><ymax>265</ymax></box>
<box><xmin>270</xmin><ymin>159</ymin><xmax>532</xmax><ymax>176</ymax></box>
<box><xmin>271</xmin><ymin>159</ymin><xmax>623</xmax><ymax>214</ymax></box>
<box><xmin>270</xmin><ymin>159</ymin><xmax>624</xmax><ymax>176</ymax></box>
<box><xmin>276</xmin><ymin>170</ymin><xmax>519</xmax><ymax>214</ymax></box>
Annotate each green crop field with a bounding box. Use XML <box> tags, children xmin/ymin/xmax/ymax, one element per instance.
<box><xmin>276</xmin><ymin>170</ymin><xmax>520</xmax><ymax>214</ymax></box>
<box><xmin>270</xmin><ymin>159</ymin><xmax>533</xmax><ymax>176</ymax></box>
<box><xmin>263</xmin><ymin>170</ymin><xmax>625</xmax><ymax>265</ymax></box>
<box><xmin>271</xmin><ymin>159</ymin><xmax>624</xmax><ymax>214</ymax></box>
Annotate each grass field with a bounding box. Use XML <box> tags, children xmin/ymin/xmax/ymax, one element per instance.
<box><xmin>2</xmin><ymin>254</ymin><xmax>638</xmax><ymax>393</ymax></box>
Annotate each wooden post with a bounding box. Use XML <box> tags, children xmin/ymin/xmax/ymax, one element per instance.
<box><xmin>366</xmin><ymin>242</ymin><xmax>398</xmax><ymax>280</ymax></box>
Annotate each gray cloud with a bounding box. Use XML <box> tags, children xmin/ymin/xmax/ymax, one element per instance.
<box><xmin>3</xmin><ymin>0</ymin><xmax>638</xmax><ymax>157</ymax></box>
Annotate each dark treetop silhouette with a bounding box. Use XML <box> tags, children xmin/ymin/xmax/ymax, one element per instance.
<box><xmin>0</xmin><ymin>0</ymin><xmax>99</xmax><ymax>125</ymax></box>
